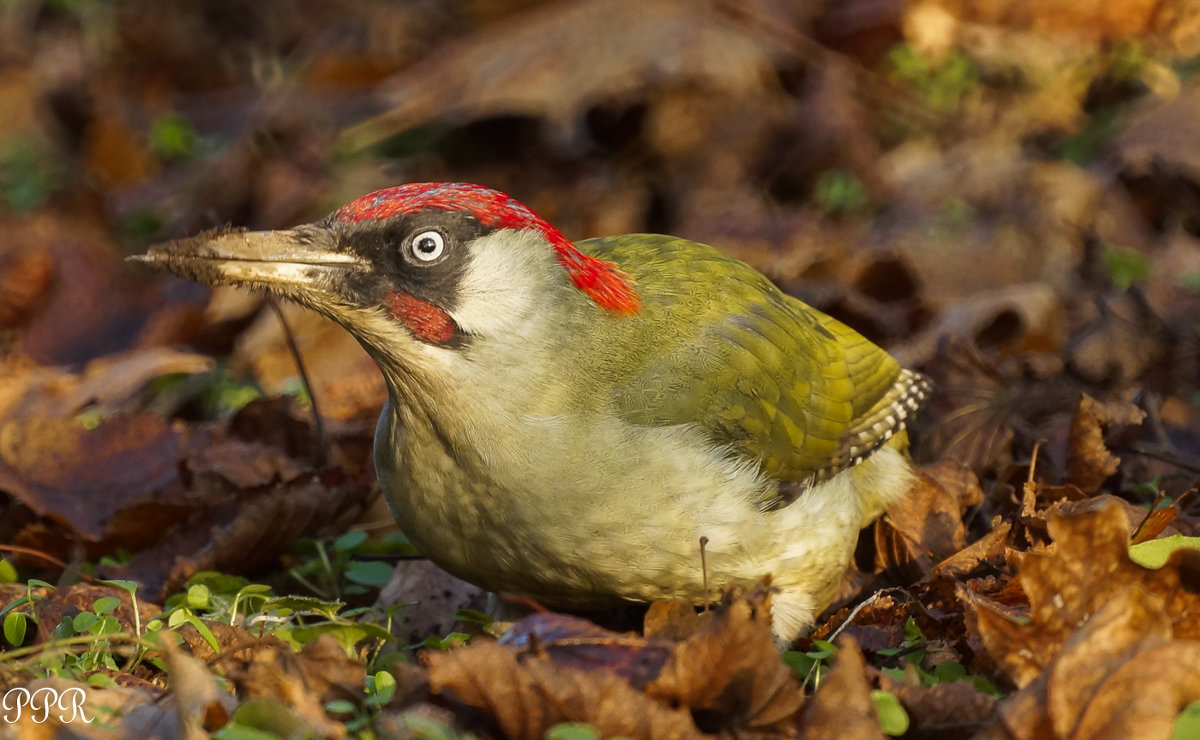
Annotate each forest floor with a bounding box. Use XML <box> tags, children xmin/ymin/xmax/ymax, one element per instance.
<box><xmin>1</xmin><ymin>1</ymin><xmax>1199</xmax><ymax>737</ymax></box>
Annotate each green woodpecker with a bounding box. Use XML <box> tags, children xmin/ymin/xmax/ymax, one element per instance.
<box><xmin>135</xmin><ymin>183</ymin><xmax>929</xmax><ymax>641</ymax></box>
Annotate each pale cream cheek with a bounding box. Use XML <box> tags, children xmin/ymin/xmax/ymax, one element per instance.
<box><xmin>448</xmin><ymin>230</ymin><xmax>559</xmax><ymax>338</ymax></box>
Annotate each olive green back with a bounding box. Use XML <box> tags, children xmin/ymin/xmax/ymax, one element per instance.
<box><xmin>574</xmin><ymin>234</ymin><xmax>903</xmax><ymax>483</ymax></box>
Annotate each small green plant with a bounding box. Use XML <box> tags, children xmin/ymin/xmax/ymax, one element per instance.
<box><xmin>148</xmin><ymin>112</ymin><xmax>202</xmax><ymax>162</ymax></box>
<box><xmin>143</xmin><ymin>368</ymin><xmax>264</xmax><ymax>420</ymax></box>
<box><xmin>785</xmin><ymin>639</ymin><xmax>911</xmax><ymax>735</ymax></box>
<box><xmin>878</xmin><ymin>617</ymin><xmax>1002</xmax><ymax>696</ymax></box>
<box><xmin>1176</xmin><ymin>272</ymin><xmax>1200</xmax><ymax>293</ymax></box>
<box><xmin>327</xmin><ymin>668</ymin><xmax>400</xmax><ymax>734</ymax></box>
<box><xmin>1108</xmin><ymin>38</ymin><xmax>1151</xmax><ymax>83</ymax></box>
<box><xmin>1</xmin><ymin>579</ymin><xmax>149</xmax><ymax>686</ymax></box>
<box><xmin>1</xmin><ymin>578</ymin><xmax>53</xmax><ymax>650</ymax></box>
<box><xmin>121</xmin><ymin>207</ymin><xmax>167</xmax><ymax>245</ymax></box>
<box><xmin>0</xmin><ymin>137</ymin><xmax>65</xmax><ymax>210</ymax></box>
<box><xmin>887</xmin><ymin>44</ymin><xmax>981</xmax><ymax>115</ymax></box>
<box><xmin>157</xmin><ymin>571</ymin><xmax>397</xmax><ymax>658</ymax></box>
<box><xmin>783</xmin><ymin>639</ymin><xmax>837</xmax><ymax>689</ymax></box>
<box><xmin>1175</xmin><ymin>700</ymin><xmax>1200</xmax><ymax>740</ymax></box>
<box><xmin>288</xmin><ymin>531</ymin><xmax>415</xmax><ymax>601</ymax></box>
<box><xmin>70</xmin><ymin>596</ymin><xmax>123</xmax><ymax>675</ymax></box>
<box><xmin>1102</xmin><ymin>244</ymin><xmax>1152</xmax><ymax>290</ymax></box>
<box><xmin>871</xmin><ymin>689</ymin><xmax>910</xmax><ymax>736</ymax></box>
<box><xmin>813</xmin><ymin>169</ymin><xmax>871</xmax><ymax>217</ymax></box>
<box><xmin>546</xmin><ymin>723</ymin><xmax>608</xmax><ymax>740</ymax></box>
<box><xmin>1</xmin><ymin>554</ymin><xmax>411</xmax><ymax>737</ymax></box>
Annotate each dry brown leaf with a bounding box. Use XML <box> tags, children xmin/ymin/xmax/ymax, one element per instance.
<box><xmin>4</xmin><ymin>209</ymin><xmax>180</xmax><ymax>367</ymax></box>
<box><xmin>1067</xmin><ymin>294</ymin><xmax>1167</xmax><ymax>386</ymax></box>
<box><xmin>427</xmin><ymin>640</ymin><xmax>705</xmax><ymax>740</ymax></box>
<box><xmin>917</xmin><ymin>0</ymin><xmax>1199</xmax><ymax>50</ymax></box>
<box><xmin>1042</xmin><ymin>493</ymin><xmax>1181</xmax><ymax>542</ymax></box>
<box><xmin>643</xmin><ymin>600</ymin><xmax>707</xmax><ymax>642</ymax></box>
<box><xmin>982</xmin><ymin>586</ymin><xmax>1200</xmax><ymax>740</ymax></box>
<box><xmin>177</xmin><ymin>621</ymin><xmax>287</xmax><ymax>663</ymax></box>
<box><xmin>83</xmin><ymin>107</ymin><xmax>160</xmax><ymax>188</ymax></box>
<box><xmin>1071</xmin><ymin>640</ymin><xmax>1200</xmax><ymax>739</ymax></box>
<box><xmin>878</xmin><ymin>463</ymin><xmax>983</xmax><ymax>578</ymax></box>
<box><xmin>499</xmin><ymin>612</ymin><xmax>672</xmax><ymax>688</ymax></box>
<box><xmin>155</xmin><ymin>632</ymin><xmax>233</xmax><ymax>737</ymax></box>
<box><xmin>0</xmin><ymin>399</ymin><xmax>371</xmax><ymax>598</ymax></box>
<box><xmin>881</xmin><ymin>672</ymin><xmax>997</xmax><ymax>737</ymax></box>
<box><xmin>919</xmin><ymin>337</ymin><xmax>1018</xmax><ymax>473</ymax></box>
<box><xmin>342</xmin><ymin>0</ymin><xmax>789</xmax><ymax>149</ymax></box>
<box><xmin>0</xmin><ymin>348</ymin><xmax>214</xmax><ymax>425</ymax></box>
<box><xmin>291</xmin><ymin>634</ymin><xmax>368</xmax><ymax>706</ymax></box>
<box><xmin>1043</xmin><ymin>586</ymin><xmax>1171</xmax><ymax>737</ymax></box>
<box><xmin>931</xmin><ymin>519</ymin><xmax>1011</xmax><ymax>580</ymax></box>
<box><xmin>132</xmin><ymin>465</ymin><xmax>368</xmax><ymax>600</ymax></box>
<box><xmin>4</xmin><ymin>677</ymin><xmax>156</xmax><ymax>738</ymax></box>
<box><xmin>963</xmin><ymin>498</ymin><xmax>1200</xmax><ymax>688</ymax></box>
<box><xmin>231</xmin><ymin>634</ymin><xmax>362</xmax><ymax>739</ymax></box>
<box><xmin>1117</xmin><ymin>83</ymin><xmax>1200</xmax><ymax>186</ymax></box>
<box><xmin>0</xmin><ymin>414</ymin><xmax>188</xmax><ymax>543</ymax></box>
<box><xmin>904</xmin><ymin>283</ymin><xmax>1067</xmax><ymax>364</ymax></box>
<box><xmin>232</xmin><ymin>302</ymin><xmax>386</xmax><ymax>424</ymax></box>
<box><xmin>646</xmin><ymin>587</ymin><xmax>802</xmax><ymax>732</ymax></box>
<box><xmin>1066</xmin><ymin>394</ymin><xmax>1146</xmax><ymax>494</ymax></box>
<box><xmin>0</xmin><ymin>247</ymin><xmax>54</xmax><ymax>328</ymax></box>
<box><xmin>798</xmin><ymin>637</ymin><xmax>883</xmax><ymax>740</ymax></box>
<box><xmin>378</xmin><ymin>560</ymin><xmax>487</xmax><ymax>647</ymax></box>
<box><xmin>1131</xmin><ymin>500</ymin><xmax>1183</xmax><ymax>544</ymax></box>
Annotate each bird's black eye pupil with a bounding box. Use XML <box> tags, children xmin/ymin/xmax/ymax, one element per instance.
<box><xmin>417</xmin><ymin>237</ymin><xmax>436</xmax><ymax>253</ymax></box>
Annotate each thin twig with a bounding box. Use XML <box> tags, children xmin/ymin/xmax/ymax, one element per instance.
<box><xmin>1112</xmin><ymin>442</ymin><xmax>1200</xmax><ymax>476</ymax></box>
<box><xmin>268</xmin><ymin>298</ymin><xmax>328</xmax><ymax>467</ymax></box>
<box><xmin>0</xmin><ymin>544</ymin><xmax>69</xmax><ymax>570</ymax></box>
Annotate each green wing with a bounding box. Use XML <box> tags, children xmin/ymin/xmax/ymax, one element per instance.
<box><xmin>579</xmin><ymin>235</ymin><xmax>915</xmax><ymax>483</ymax></box>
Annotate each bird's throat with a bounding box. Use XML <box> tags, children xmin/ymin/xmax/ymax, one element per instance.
<box><xmin>384</xmin><ymin>290</ymin><xmax>456</xmax><ymax>345</ymax></box>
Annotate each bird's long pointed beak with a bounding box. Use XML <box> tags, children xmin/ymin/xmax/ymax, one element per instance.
<box><xmin>129</xmin><ymin>226</ymin><xmax>365</xmax><ymax>292</ymax></box>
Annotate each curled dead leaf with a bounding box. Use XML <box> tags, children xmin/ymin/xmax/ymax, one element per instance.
<box><xmin>378</xmin><ymin>559</ymin><xmax>486</xmax><ymax>646</ymax></box>
<box><xmin>879</xmin><ymin>462</ymin><xmax>984</xmax><ymax>579</ymax></box>
<box><xmin>0</xmin><ymin>414</ymin><xmax>188</xmax><ymax>544</ymax></box>
<box><xmin>646</xmin><ymin>586</ymin><xmax>802</xmax><ymax>732</ymax></box>
<box><xmin>427</xmin><ymin>640</ymin><xmax>705</xmax><ymax>740</ymax></box>
<box><xmin>931</xmin><ymin>518</ymin><xmax>1011</xmax><ymax>580</ymax></box>
<box><xmin>0</xmin><ymin>248</ymin><xmax>54</xmax><ymax>328</ymax></box>
<box><xmin>343</xmin><ymin>0</ymin><xmax>789</xmax><ymax>150</ymax></box>
<box><xmin>797</xmin><ymin>637</ymin><xmax>883</xmax><ymax>740</ymax></box>
<box><xmin>919</xmin><ymin>337</ymin><xmax>1018</xmax><ymax>474</ymax></box>
<box><xmin>963</xmin><ymin>498</ymin><xmax>1200</xmax><ymax>690</ymax></box>
<box><xmin>0</xmin><ymin>398</ymin><xmax>373</xmax><ymax>599</ymax></box>
<box><xmin>1067</xmin><ymin>294</ymin><xmax>1167</xmax><ymax>386</ymax></box>
<box><xmin>883</xmin><ymin>676</ymin><xmax>996</xmax><ymax>737</ymax></box>
<box><xmin>499</xmin><ymin>611</ymin><xmax>673</xmax><ymax>688</ymax></box>
<box><xmin>1070</xmin><ymin>640</ymin><xmax>1200</xmax><ymax>739</ymax></box>
<box><xmin>1044</xmin><ymin>587</ymin><xmax>1171</xmax><ymax>738</ymax></box>
<box><xmin>0</xmin><ymin>348</ymin><xmax>215</xmax><ymax>426</ymax></box>
<box><xmin>229</xmin><ymin>633</ymin><xmax>364</xmax><ymax>739</ymax></box>
<box><xmin>1067</xmin><ymin>394</ymin><xmax>1145</xmax><ymax>494</ymax></box>
<box><xmin>982</xmin><ymin>587</ymin><xmax>1200</xmax><ymax>740</ymax></box>
<box><xmin>643</xmin><ymin>600</ymin><xmax>708</xmax><ymax>642</ymax></box>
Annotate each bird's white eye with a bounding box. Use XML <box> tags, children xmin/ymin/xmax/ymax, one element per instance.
<box><xmin>410</xmin><ymin>231</ymin><xmax>445</xmax><ymax>262</ymax></box>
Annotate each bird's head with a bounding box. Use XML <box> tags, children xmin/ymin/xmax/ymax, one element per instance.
<box><xmin>135</xmin><ymin>183</ymin><xmax>641</xmax><ymax>372</ymax></box>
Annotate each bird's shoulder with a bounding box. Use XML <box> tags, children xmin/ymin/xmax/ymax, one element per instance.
<box><xmin>576</xmin><ymin>234</ymin><xmax>917</xmax><ymax>485</ymax></box>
